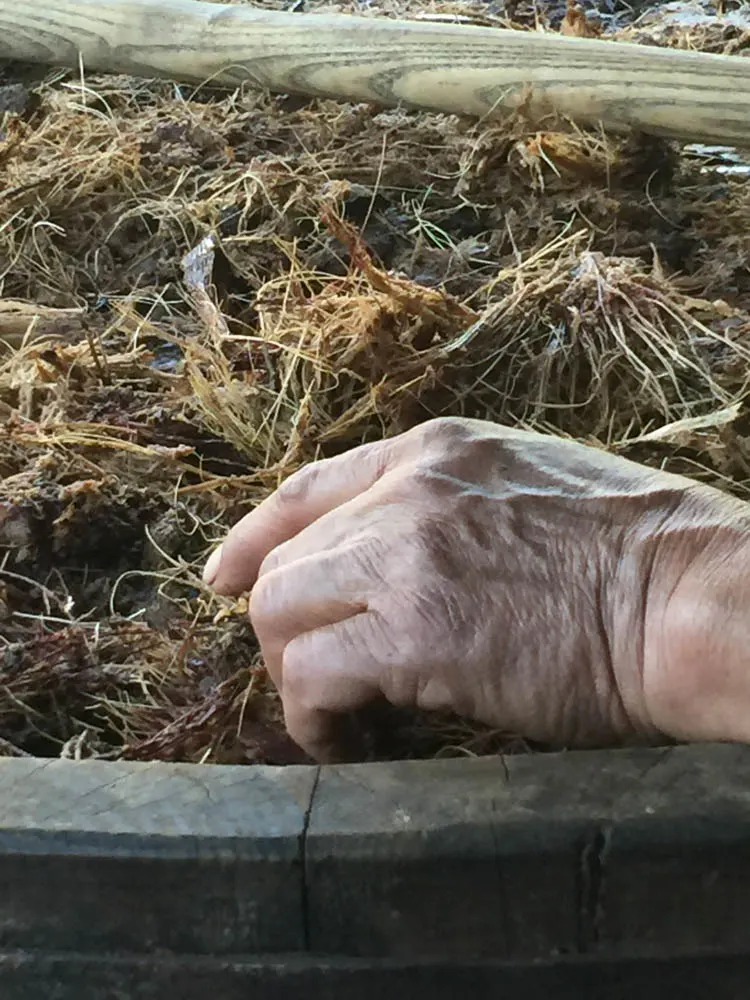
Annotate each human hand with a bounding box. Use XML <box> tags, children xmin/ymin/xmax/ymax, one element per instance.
<box><xmin>203</xmin><ymin>417</ymin><xmax>750</xmax><ymax>762</ymax></box>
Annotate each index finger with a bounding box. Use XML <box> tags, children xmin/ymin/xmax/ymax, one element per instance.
<box><xmin>202</xmin><ymin>437</ymin><xmax>393</xmax><ymax>595</ymax></box>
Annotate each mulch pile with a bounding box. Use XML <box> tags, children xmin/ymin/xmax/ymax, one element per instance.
<box><xmin>0</xmin><ymin>0</ymin><xmax>748</xmax><ymax>764</ymax></box>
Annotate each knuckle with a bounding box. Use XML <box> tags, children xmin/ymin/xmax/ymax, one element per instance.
<box><xmin>274</xmin><ymin>462</ymin><xmax>318</xmax><ymax>507</ymax></box>
<box><xmin>411</xmin><ymin>465</ymin><xmax>452</xmax><ymax>498</ymax></box>
<box><xmin>413</xmin><ymin>416</ymin><xmax>475</xmax><ymax>450</ymax></box>
<box><xmin>248</xmin><ymin>570</ymin><xmax>283</xmax><ymax>625</ymax></box>
<box><xmin>257</xmin><ymin>544</ymin><xmax>284</xmax><ymax>579</ymax></box>
<box><xmin>407</xmin><ymin>416</ymin><xmax>521</xmax><ymax>476</ymax></box>
<box><xmin>389</xmin><ymin>464</ymin><xmax>455</xmax><ymax>506</ymax></box>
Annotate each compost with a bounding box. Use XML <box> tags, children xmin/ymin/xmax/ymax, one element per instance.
<box><xmin>0</xmin><ymin>0</ymin><xmax>748</xmax><ymax>764</ymax></box>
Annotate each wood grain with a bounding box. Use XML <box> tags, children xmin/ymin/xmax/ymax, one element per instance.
<box><xmin>307</xmin><ymin>743</ymin><xmax>750</xmax><ymax>961</ymax></box>
<box><xmin>1</xmin><ymin>745</ymin><xmax>750</xmax><ymax>968</ymax></box>
<box><xmin>4</xmin><ymin>951</ymin><xmax>750</xmax><ymax>1000</ymax></box>
<box><xmin>0</xmin><ymin>0</ymin><xmax>747</xmax><ymax>146</ymax></box>
<box><xmin>0</xmin><ymin>758</ymin><xmax>316</xmax><ymax>954</ymax></box>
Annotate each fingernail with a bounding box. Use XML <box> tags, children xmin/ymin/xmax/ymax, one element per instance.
<box><xmin>202</xmin><ymin>544</ymin><xmax>223</xmax><ymax>586</ymax></box>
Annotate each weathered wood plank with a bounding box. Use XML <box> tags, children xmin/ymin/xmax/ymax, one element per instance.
<box><xmin>306</xmin><ymin>755</ymin><xmax>512</xmax><ymax>960</ymax></box>
<box><xmin>2</xmin><ymin>950</ymin><xmax>750</xmax><ymax>1000</ymax></box>
<box><xmin>304</xmin><ymin>752</ymin><xmax>633</xmax><ymax>959</ymax></box>
<box><xmin>306</xmin><ymin>744</ymin><xmax>750</xmax><ymax>961</ymax></box>
<box><xmin>592</xmin><ymin>743</ymin><xmax>750</xmax><ymax>955</ymax></box>
<box><xmin>2</xmin><ymin>745</ymin><xmax>750</xmax><ymax>963</ymax></box>
<box><xmin>0</xmin><ymin>0</ymin><xmax>747</xmax><ymax>146</ymax></box>
<box><xmin>0</xmin><ymin>759</ymin><xmax>316</xmax><ymax>954</ymax></box>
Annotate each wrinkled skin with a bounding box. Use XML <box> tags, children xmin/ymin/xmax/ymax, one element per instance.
<box><xmin>203</xmin><ymin>417</ymin><xmax>750</xmax><ymax>762</ymax></box>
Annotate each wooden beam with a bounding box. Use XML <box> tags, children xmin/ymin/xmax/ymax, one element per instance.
<box><xmin>0</xmin><ymin>0</ymin><xmax>747</xmax><ymax>146</ymax></box>
<box><xmin>3</xmin><ymin>744</ymin><xmax>750</xmax><ymax>963</ymax></box>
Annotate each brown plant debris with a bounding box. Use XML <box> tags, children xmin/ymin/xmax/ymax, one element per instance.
<box><xmin>0</xmin><ymin>0</ymin><xmax>748</xmax><ymax>764</ymax></box>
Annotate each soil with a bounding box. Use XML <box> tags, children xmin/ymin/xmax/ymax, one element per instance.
<box><xmin>0</xmin><ymin>0</ymin><xmax>748</xmax><ymax>765</ymax></box>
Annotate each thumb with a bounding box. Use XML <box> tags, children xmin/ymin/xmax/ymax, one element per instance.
<box><xmin>203</xmin><ymin>437</ymin><xmax>394</xmax><ymax>595</ymax></box>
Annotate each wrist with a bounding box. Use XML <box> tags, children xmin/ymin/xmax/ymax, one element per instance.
<box><xmin>642</xmin><ymin>498</ymin><xmax>750</xmax><ymax>746</ymax></box>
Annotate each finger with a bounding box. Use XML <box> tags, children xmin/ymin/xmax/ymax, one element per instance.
<box><xmin>249</xmin><ymin>546</ymin><xmax>375</xmax><ymax>691</ymax></box>
<box><xmin>280</xmin><ymin>614</ymin><xmax>389</xmax><ymax>762</ymax></box>
<box><xmin>203</xmin><ymin>437</ymin><xmax>393</xmax><ymax>595</ymax></box>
